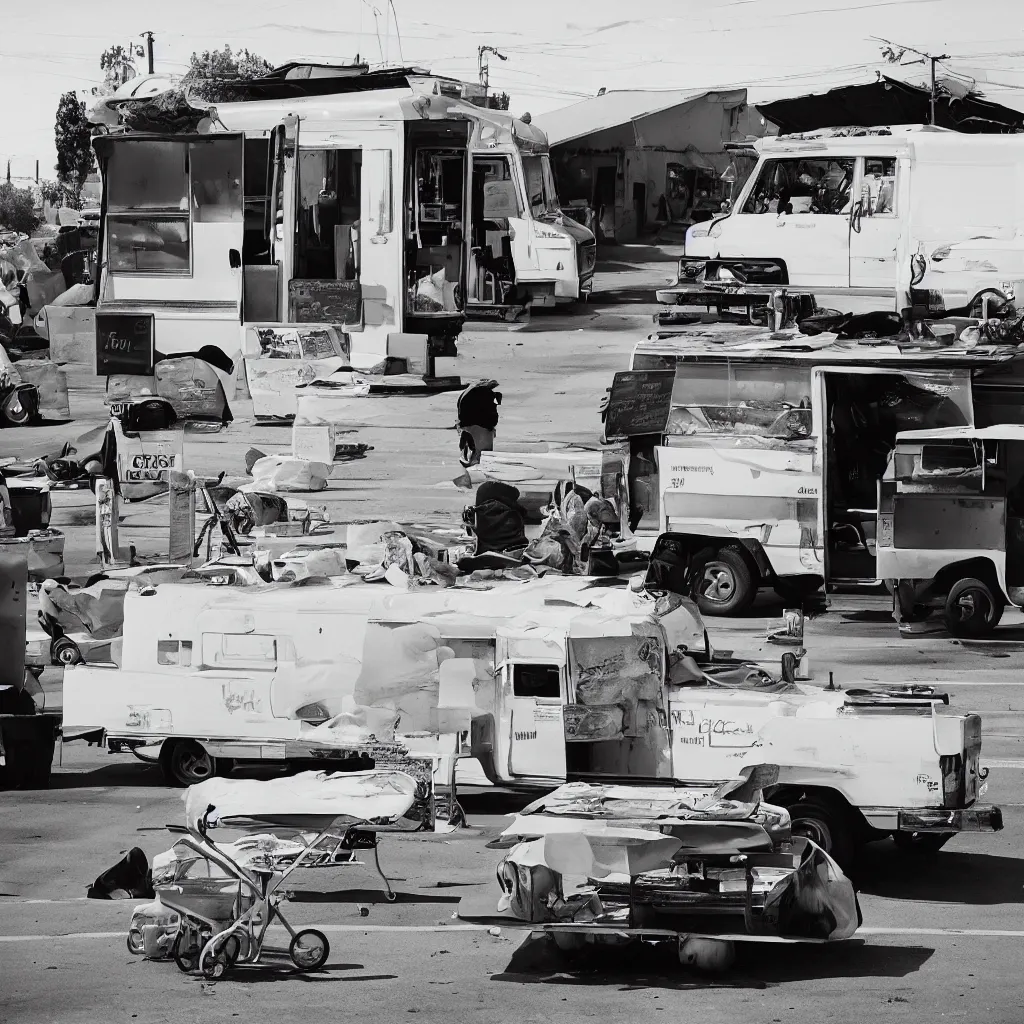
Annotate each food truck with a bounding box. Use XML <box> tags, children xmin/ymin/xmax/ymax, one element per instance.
<box><xmin>62</xmin><ymin>555</ymin><xmax>1002</xmax><ymax>868</ymax></box>
<box><xmin>878</xmin><ymin>424</ymin><xmax>1024</xmax><ymax>635</ymax></box>
<box><xmin>90</xmin><ymin>72</ymin><xmax>593</xmax><ymax>419</ymax></box>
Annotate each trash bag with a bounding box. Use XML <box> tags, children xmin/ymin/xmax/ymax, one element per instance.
<box><xmin>248</xmin><ymin>456</ymin><xmax>329</xmax><ymax>493</ymax></box>
<box><xmin>87</xmin><ymin>847</ymin><xmax>154</xmax><ymax>900</ymax></box>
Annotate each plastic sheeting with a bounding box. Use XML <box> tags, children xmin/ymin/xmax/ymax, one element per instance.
<box><xmin>183</xmin><ymin>769</ymin><xmax>420</xmax><ymax>832</ymax></box>
<box><xmin>247</xmin><ymin>456</ymin><xmax>330</xmax><ymax>493</ymax></box>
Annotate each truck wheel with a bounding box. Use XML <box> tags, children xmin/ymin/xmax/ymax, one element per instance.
<box><xmin>786</xmin><ymin>798</ymin><xmax>856</xmax><ymax>873</ymax></box>
<box><xmin>161</xmin><ymin>740</ymin><xmax>218</xmax><ymax>788</ymax></box>
<box><xmin>944</xmin><ymin>578</ymin><xmax>1004</xmax><ymax>637</ymax></box>
<box><xmin>695</xmin><ymin>547</ymin><xmax>756</xmax><ymax>616</ymax></box>
<box><xmin>893</xmin><ymin>831</ymin><xmax>954</xmax><ymax>856</ymax></box>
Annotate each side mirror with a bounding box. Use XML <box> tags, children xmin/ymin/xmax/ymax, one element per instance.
<box><xmin>228</xmin><ymin>248</ymin><xmax>241</xmax><ymax>270</ymax></box>
<box><xmin>720</xmin><ymin>199</ymin><xmax>732</xmax><ymax>213</ymax></box>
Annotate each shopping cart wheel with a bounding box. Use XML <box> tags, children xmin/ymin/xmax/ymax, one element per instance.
<box><xmin>289</xmin><ymin>929</ymin><xmax>330</xmax><ymax>971</ymax></box>
<box><xmin>201</xmin><ymin>950</ymin><xmax>230</xmax><ymax>980</ymax></box>
<box><xmin>172</xmin><ymin>932</ymin><xmax>200</xmax><ymax>973</ymax></box>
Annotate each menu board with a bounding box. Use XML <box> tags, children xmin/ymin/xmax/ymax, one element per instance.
<box><xmin>95</xmin><ymin>313</ymin><xmax>155</xmax><ymax>376</ymax></box>
<box><xmin>603</xmin><ymin>370</ymin><xmax>675</xmax><ymax>439</ymax></box>
<box><xmin>288</xmin><ymin>279</ymin><xmax>362</xmax><ymax>326</ymax></box>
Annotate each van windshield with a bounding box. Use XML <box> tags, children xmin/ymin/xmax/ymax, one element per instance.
<box><xmin>742</xmin><ymin>157</ymin><xmax>854</xmax><ymax>216</ymax></box>
<box><xmin>521</xmin><ymin>154</ymin><xmax>560</xmax><ymax>218</ymax></box>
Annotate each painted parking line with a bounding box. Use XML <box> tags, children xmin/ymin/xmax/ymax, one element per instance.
<box><xmin>5</xmin><ymin>924</ymin><xmax>1024</xmax><ymax>943</ymax></box>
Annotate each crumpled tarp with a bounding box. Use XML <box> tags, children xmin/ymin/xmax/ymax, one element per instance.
<box><xmin>38</xmin><ymin>578</ymin><xmax>129</xmax><ymax>639</ymax></box>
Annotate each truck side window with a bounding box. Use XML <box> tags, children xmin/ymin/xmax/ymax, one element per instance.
<box><xmin>512</xmin><ymin>664</ymin><xmax>560</xmax><ymax>699</ymax></box>
<box><xmin>742</xmin><ymin>157</ymin><xmax>854</xmax><ymax>216</ymax></box>
<box><xmin>861</xmin><ymin>157</ymin><xmax>897</xmax><ymax>216</ymax></box>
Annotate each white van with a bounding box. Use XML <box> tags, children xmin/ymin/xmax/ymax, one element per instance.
<box><xmin>660</xmin><ymin>125</ymin><xmax>1024</xmax><ymax>315</ymax></box>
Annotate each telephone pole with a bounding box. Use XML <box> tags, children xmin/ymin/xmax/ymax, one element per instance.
<box><xmin>873</xmin><ymin>37</ymin><xmax>951</xmax><ymax>126</ymax></box>
<box><xmin>141</xmin><ymin>31</ymin><xmax>155</xmax><ymax>75</ymax></box>
<box><xmin>477</xmin><ymin>45</ymin><xmax>507</xmax><ymax>100</ymax></box>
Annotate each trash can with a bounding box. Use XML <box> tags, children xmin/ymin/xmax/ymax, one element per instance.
<box><xmin>0</xmin><ymin>713</ymin><xmax>60</xmax><ymax>790</ymax></box>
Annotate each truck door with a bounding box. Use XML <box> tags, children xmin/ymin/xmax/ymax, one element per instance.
<box><xmin>508</xmin><ymin>662</ymin><xmax>566</xmax><ymax>779</ymax></box>
<box><xmin>732</xmin><ymin>155</ymin><xmax>854</xmax><ymax>293</ymax></box>
<box><xmin>268</xmin><ymin>115</ymin><xmax>299</xmax><ymax>322</ymax></box>
<box><xmin>848</xmin><ymin>156</ymin><xmax>900</xmax><ymax>309</ymax></box>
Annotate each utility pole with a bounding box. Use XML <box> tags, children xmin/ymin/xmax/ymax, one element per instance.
<box><xmin>141</xmin><ymin>31</ymin><xmax>155</xmax><ymax>75</ymax></box>
<box><xmin>873</xmin><ymin>37</ymin><xmax>950</xmax><ymax>126</ymax></box>
<box><xmin>477</xmin><ymin>45</ymin><xmax>507</xmax><ymax>100</ymax></box>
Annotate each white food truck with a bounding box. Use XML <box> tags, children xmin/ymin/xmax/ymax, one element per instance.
<box><xmin>91</xmin><ymin>72</ymin><xmax>593</xmax><ymax>419</ymax></box>
<box><xmin>659</xmin><ymin>125</ymin><xmax>1024</xmax><ymax>316</ymax></box>
<box><xmin>62</xmin><ymin>560</ymin><xmax>1001</xmax><ymax>867</ymax></box>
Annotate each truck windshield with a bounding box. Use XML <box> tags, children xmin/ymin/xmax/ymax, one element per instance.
<box><xmin>521</xmin><ymin>154</ymin><xmax>560</xmax><ymax>218</ymax></box>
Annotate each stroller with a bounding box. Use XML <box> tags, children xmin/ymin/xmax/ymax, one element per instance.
<box><xmin>134</xmin><ymin>768</ymin><xmax>427</xmax><ymax>979</ymax></box>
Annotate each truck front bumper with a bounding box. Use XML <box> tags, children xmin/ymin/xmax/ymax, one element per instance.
<box><xmin>898</xmin><ymin>805</ymin><xmax>1004</xmax><ymax>834</ymax></box>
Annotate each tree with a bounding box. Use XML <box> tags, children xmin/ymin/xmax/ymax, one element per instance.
<box><xmin>54</xmin><ymin>91</ymin><xmax>95</xmax><ymax>209</ymax></box>
<box><xmin>39</xmin><ymin>179</ymin><xmax>78</xmax><ymax>209</ymax></box>
<box><xmin>100</xmin><ymin>44</ymin><xmax>141</xmax><ymax>89</ymax></box>
<box><xmin>0</xmin><ymin>183</ymin><xmax>39</xmax><ymax>234</ymax></box>
<box><xmin>183</xmin><ymin>46</ymin><xmax>274</xmax><ymax>102</ymax></box>
<box><xmin>490</xmin><ymin>92</ymin><xmax>511</xmax><ymax>111</ymax></box>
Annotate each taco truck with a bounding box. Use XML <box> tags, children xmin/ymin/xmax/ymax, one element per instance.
<box><xmin>90</xmin><ymin>69</ymin><xmax>594</xmax><ymax>421</ymax></box>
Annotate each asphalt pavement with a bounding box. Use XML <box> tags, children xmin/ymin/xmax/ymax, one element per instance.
<box><xmin>3</xmin><ymin>246</ymin><xmax>1024</xmax><ymax>1022</ymax></box>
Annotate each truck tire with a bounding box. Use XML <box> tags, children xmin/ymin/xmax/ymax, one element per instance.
<box><xmin>694</xmin><ymin>547</ymin><xmax>756</xmax><ymax>616</ymax></box>
<box><xmin>944</xmin><ymin>578</ymin><xmax>1004</xmax><ymax>637</ymax></box>
<box><xmin>786</xmin><ymin>798</ymin><xmax>856</xmax><ymax>873</ymax></box>
<box><xmin>161</xmin><ymin>740</ymin><xmax>219</xmax><ymax>788</ymax></box>
<box><xmin>893</xmin><ymin>831</ymin><xmax>954</xmax><ymax>856</ymax></box>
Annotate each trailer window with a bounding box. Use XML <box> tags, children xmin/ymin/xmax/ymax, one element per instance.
<box><xmin>742</xmin><ymin>157</ymin><xmax>854</xmax><ymax>216</ymax></box>
<box><xmin>201</xmin><ymin>632</ymin><xmax>278</xmax><ymax>670</ymax></box>
<box><xmin>894</xmin><ymin>440</ymin><xmax>984</xmax><ymax>494</ymax></box>
<box><xmin>157</xmin><ymin>639</ymin><xmax>193</xmax><ymax>667</ymax></box>
<box><xmin>669</xmin><ymin>361</ymin><xmax>814</xmax><ymax>441</ymax></box>
<box><xmin>512</xmin><ymin>664</ymin><xmax>560</xmax><ymax>699</ymax></box>
<box><xmin>107</xmin><ymin>140</ymin><xmax>188</xmax><ymax>211</ymax></box>
<box><xmin>190</xmin><ymin>139</ymin><xmax>242</xmax><ymax>224</ymax></box>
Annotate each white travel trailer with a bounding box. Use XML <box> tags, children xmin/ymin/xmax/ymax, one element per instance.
<box><xmin>90</xmin><ymin>75</ymin><xmax>592</xmax><ymax>418</ymax></box>
<box><xmin>661</xmin><ymin>126</ymin><xmax>1024</xmax><ymax>315</ymax></box>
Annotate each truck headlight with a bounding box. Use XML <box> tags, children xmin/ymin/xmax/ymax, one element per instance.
<box><xmin>689</xmin><ymin>226</ymin><xmax>710</xmax><ymax>240</ymax></box>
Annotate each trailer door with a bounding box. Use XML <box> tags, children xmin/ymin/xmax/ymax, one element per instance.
<box><xmin>507</xmin><ymin>662</ymin><xmax>566</xmax><ymax>779</ymax></box>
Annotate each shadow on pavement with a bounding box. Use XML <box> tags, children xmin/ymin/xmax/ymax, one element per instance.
<box><xmin>855</xmin><ymin>846</ymin><xmax>1024</xmax><ymax>905</ymax></box>
<box><xmin>493</xmin><ymin>933</ymin><xmax>933</xmax><ymax>989</ymax></box>
<box><xmin>288</xmin><ymin>888</ymin><xmax>463</xmax><ymax>905</ymax></box>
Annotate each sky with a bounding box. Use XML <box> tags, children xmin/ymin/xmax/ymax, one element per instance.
<box><xmin>3</xmin><ymin>0</ymin><xmax>1024</xmax><ymax>178</ymax></box>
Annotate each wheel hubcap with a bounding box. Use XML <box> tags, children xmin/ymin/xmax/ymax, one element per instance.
<box><xmin>956</xmin><ymin>589</ymin><xmax>991</xmax><ymax>623</ymax></box>
<box><xmin>178</xmin><ymin>750</ymin><xmax>212</xmax><ymax>780</ymax></box>
<box><xmin>792</xmin><ymin>817</ymin><xmax>832</xmax><ymax>852</ymax></box>
<box><xmin>702</xmin><ymin>563</ymin><xmax>736</xmax><ymax>604</ymax></box>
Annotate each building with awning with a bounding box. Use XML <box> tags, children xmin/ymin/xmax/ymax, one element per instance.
<box><xmin>534</xmin><ymin>89</ymin><xmax>772</xmax><ymax>242</ymax></box>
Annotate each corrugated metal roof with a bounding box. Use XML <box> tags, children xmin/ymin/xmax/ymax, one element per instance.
<box><xmin>535</xmin><ymin>89</ymin><xmax>720</xmax><ymax>147</ymax></box>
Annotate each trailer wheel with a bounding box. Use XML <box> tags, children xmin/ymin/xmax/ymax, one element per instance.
<box><xmin>944</xmin><ymin>578</ymin><xmax>1004</xmax><ymax>637</ymax></box>
<box><xmin>161</xmin><ymin>740</ymin><xmax>218</xmax><ymax>787</ymax></box>
<box><xmin>52</xmin><ymin>636</ymin><xmax>82</xmax><ymax>666</ymax></box>
<box><xmin>694</xmin><ymin>547</ymin><xmax>756</xmax><ymax>616</ymax></box>
<box><xmin>893</xmin><ymin>831</ymin><xmax>955</xmax><ymax>856</ymax></box>
<box><xmin>786</xmin><ymin>798</ymin><xmax>856</xmax><ymax>872</ymax></box>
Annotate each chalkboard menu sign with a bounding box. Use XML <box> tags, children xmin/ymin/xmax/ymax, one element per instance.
<box><xmin>603</xmin><ymin>370</ymin><xmax>675</xmax><ymax>439</ymax></box>
<box><xmin>289</xmin><ymin>279</ymin><xmax>362</xmax><ymax>326</ymax></box>
<box><xmin>95</xmin><ymin>313</ymin><xmax>155</xmax><ymax>376</ymax></box>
